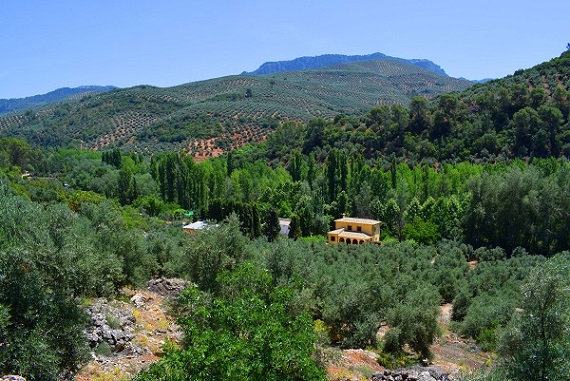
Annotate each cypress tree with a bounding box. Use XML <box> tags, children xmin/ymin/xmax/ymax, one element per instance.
<box><xmin>264</xmin><ymin>209</ymin><xmax>281</xmax><ymax>242</ymax></box>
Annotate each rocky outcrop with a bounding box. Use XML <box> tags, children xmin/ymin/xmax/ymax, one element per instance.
<box><xmin>147</xmin><ymin>277</ymin><xmax>190</xmax><ymax>297</ymax></box>
<box><xmin>372</xmin><ymin>366</ymin><xmax>450</xmax><ymax>381</ymax></box>
<box><xmin>85</xmin><ymin>299</ymin><xmax>146</xmax><ymax>357</ymax></box>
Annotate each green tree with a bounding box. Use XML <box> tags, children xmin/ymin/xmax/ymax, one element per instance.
<box><xmin>264</xmin><ymin>209</ymin><xmax>281</xmax><ymax>242</ymax></box>
<box><xmin>134</xmin><ymin>264</ymin><xmax>326</xmax><ymax>381</ymax></box>
<box><xmin>538</xmin><ymin>105</ymin><xmax>563</xmax><ymax>157</ymax></box>
<box><xmin>117</xmin><ymin>168</ymin><xmax>133</xmax><ymax>205</ymax></box>
<box><xmin>288</xmin><ymin>213</ymin><xmax>301</xmax><ymax>240</ymax></box>
<box><xmin>0</xmin><ymin>248</ymin><xmax>89</xmax><ymax>380</ymax></box>
<box><xmin>179</xmin><ymin>214</ymin><xmax>251</xmax><ymax>292</ymax></box>
<box><xmin>408</xmin><ymin>97</ymin><xmax>431</xmax><ymax>134</ymax></box>
<box><xmin>384</xmin><ymin>285</ymin><xmax>440</xmax><ymax>360</ymax></box>
<box><xmin>497</xmin><ymin>253</ymin><xmax>570</xmax><ymax>381</ymax></box>
<box><xmin>404</xmin><ymin>217</ymin><xmax>440</xmax><ymax>244</ymax></box>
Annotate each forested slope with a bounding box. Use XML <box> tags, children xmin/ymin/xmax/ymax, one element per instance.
<box><xmin>262</xmin><ymin>50</ymin><xmax>570</xmax><ymax>163</ymax></box>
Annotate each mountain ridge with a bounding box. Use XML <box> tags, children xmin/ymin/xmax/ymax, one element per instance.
<box><xmin>242</xmin><ymin>52</ymin><xmax>448</xmax><ymax>77</ymax></box>
<box><xmin>0</xmin><ymin>85</ymin><xmax>117</xmax><ymax>115</ymax></box>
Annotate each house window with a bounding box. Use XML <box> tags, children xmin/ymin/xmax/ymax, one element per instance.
<box><xmin>331</xmin><ymin>236</ymin><xmax>336</xmax><ymax>242</ymax></box>
<box><xmin>348</xmin><ymin>225</ymin><xmax>353</xmax><ymax>231</ymax></box>
<box><xmin>357</xmin><ymin>226</ymin><xmax>362</xmax><ymax>232</ymax></box>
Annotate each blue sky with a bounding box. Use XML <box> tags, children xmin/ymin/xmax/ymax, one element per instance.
<box><xmin>0</xmin><ymin>0</ymin><xmax>568</xmax><ymax>99</ymax></box>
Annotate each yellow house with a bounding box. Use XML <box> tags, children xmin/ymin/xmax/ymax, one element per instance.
<box><xmin>327</xmin><ymin>216</ymin><xmax>381</xmax><ymax>244</ymax></box>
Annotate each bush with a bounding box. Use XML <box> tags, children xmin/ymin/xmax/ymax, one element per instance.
<box><xmin>134</xmin><ymin>263</ymin><xmax>326</xmax><ymax>381</ymax></box>
<box><xmin>0</xmin><ymin>249</ymin><xmax>89</xmax><ymax>380</ymax></box>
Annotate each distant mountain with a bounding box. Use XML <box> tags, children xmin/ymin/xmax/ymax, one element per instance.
<box><xmin>243</xmin><ymin>53</ymin><xmax>448</xmax><ymax>77</ymax></box>
<box><xmin>0</xmin><ymin>59</ymin><xmax>470</xmax><ymax>158</ymax></box>
<box><xmin>0</xmin><ymin>86</ymin><xmax>117</xmax><ymax>115</ymax></box>
<box><xmin>459</xmin><ymin>77</ymin><xmax>494</xmax><ymax>84</ymax></box>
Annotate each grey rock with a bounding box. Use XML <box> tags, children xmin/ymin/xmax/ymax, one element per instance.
<box><xmin>417</xmin><ymin>371</ymin><xmax>436</xmax><ymax>381</ymax></box>
<box><xmin>148</xmin><ymin>277</ymin><xmax>191</xmax><ymax>297</ymax></box>
<box><xmin>371</xmin><ymin>366</ymin><xmax>448</xmax><ymax>381</ymax></box>
<box><xmin>84</xmin><ymin>298</ymin><xmax>137</xmax><ymax>357</ymax></box>
<box><xmin>110</xmin><ymin>329</ymin><xmax>125</xmax><ymax>342</ymax></box>
<box><xmin>130</xmin><ymin>294</ymin><xmax>148</xmax><ymax>307</ymax></box>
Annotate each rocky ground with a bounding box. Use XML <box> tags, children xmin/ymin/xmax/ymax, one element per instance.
<box><xmin>75</xmin><ymin>283</ymin><xmax>492</xmax><ymax>381</ymax></box>
<box><xmin>76</xmin><ymin>278</ymin><xmax>188</xmax><ymax>381</ymax></box>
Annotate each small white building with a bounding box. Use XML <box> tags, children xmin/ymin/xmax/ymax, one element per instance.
<box><xmin>182</xmin><ymin>220</ymin><xmax>209</xmax><ymax>233</ymax></box>
<box><xmin>278</xmin><ymin>218</ymin><xmax>291</xmax><ymax>237</ymax></box>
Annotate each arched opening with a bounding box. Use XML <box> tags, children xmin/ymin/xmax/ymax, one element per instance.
<box><xmin>359</xmin><ymin>240</ymin><xmax>364</xmax><ymax>244</ymax></box>
<box><xmin>339</xmin><ymin>238</ymin><xmax>345</xmax><ymax>243</ymax></box>
<box><xmin>352</xmin><ymin>239</ymin><xmax>359</xmax><ymax>244</ymax></box>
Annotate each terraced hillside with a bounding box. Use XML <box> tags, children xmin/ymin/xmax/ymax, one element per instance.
<box><xmin>0</xmin><ymin>59</ymin><xmax>471</xmax><ymax>157</ymax></box>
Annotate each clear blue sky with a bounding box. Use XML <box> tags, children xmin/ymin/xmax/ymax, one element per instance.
<box><xmin>1</xmin><ymin>0</ymin><xmax>568</xmax><ymax>99</ymax></box>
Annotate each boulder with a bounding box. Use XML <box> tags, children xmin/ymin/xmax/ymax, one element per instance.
<box><xmin>371</xmin><ymin>366</ymin><xmax>449</xmax><ymax>381</ymax></box>
<box><xmin>147</xmin><ymin>277</ymin><xmax>191</xmax><ymax>297</ymax></box>
<box><xmin>130</xmin><ymin>293</ymin><xmax>148</xmax><ymax>307</ymax></box>
<box><xmin>417</xmin><ymin>371</ymin><xmax>436</xmax><ymax>381</ymax></box>
<box><xmin>84</xmin><ymin>298</ymin><xmax>138</xmax><ymax>356</ymax></box>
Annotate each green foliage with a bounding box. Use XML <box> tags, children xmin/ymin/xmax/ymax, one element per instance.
<box><xmin>0</xmin><ymin>248</ymin><xmax>89</xmax><ymax>380</ymax></box>
<box><xmin>0</xmin><ymin>137</ymin><xmax>41</xmax><ymax>171</ymax></box>
<box><xmin>404</xmin><ymin>217</ymin><xmax>440</xmax><ymax>244</ymax></box>
<box><xmin>497</xmin><ymin>253</ymin><xmax>570</xmax><ymax>381</ymax></box>
<box><xmin>95</xmin><ymin>341</ymin><xmax>113</xmax><ymax>357</ymax></box>
<box><xmin>385</xmin><ymin>285</ymin><xmax>441</xmax><ymax>360</ymax></box>
<box><xmin>134</xmin><ymin>263</ymin><xmax>326</xmax><ymax>381</ymax></box>
<box><xmin>1</xmin><ymin>50</ymin><xmax>570</xmax><ymax>378</ymax></box>
<box><xmin>463</xmin><ymin>164</ymin><xmax>570</xmax><ymax>256</ymax></box>
<box><xmin>175</xmin><ymin>214</ymin><xmax>252</xmax><ymax>292</ymax></box>
<box><xmin>263</xmin><ymin>208</ymin><xmax>281</xmax><ymax>242</ymax></box>
<box><xmin>377</xmin><ymin>349</ymin><xmax>414</xmax><ymax>370</ymax></box>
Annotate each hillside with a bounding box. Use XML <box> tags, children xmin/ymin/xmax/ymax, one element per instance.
<box><xmin>0</xmin><ymin>59</ymin><xmax>471</xmax><ymax>157</ymax></box>
<box><xmin>252</xmin><ymin>50</ymin><xmax>570</xmax><ymax>164</ymax></box>
<box><xmin>243</xmin><ymin>52</ymin><xmax>448</xmax><ymax>76</ymax></box>
<box><xmin>0</xmin><ymin>86</ymin><xmax>116</xmax><ymax>116</ymax></box>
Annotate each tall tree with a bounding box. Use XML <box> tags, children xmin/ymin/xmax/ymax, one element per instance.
<box><xmin>408</xmin><ymin>96</ymin><xmax>431</xmax><ymax>135</ymax></box>
<box><xmin>264</xmin><ymin>209</ymin><xmax>281</xmax><ymax>242</ymax></box>
<box><xmin>117</xmin><ymin>168</ymin><xmax>133</xmax><ymax>205</ymax></box>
